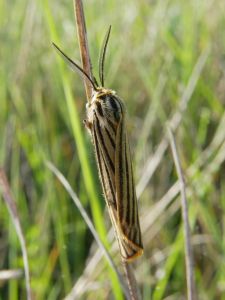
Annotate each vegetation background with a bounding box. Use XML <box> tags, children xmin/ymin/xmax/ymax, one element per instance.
<box><xmin>0</xmin><ymin>0</ymin><xmax>225</xmax><ymax>299</ymax></box>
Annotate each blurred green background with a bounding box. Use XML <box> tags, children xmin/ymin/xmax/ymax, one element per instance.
<box><xmin>1</xmin><ymin>0</ymin><xmax>225</xmax><ymax>299</ymax></box>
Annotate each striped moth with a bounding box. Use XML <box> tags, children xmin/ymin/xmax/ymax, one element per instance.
<box><xmin>53</xmin><ymin>27</ymin><xmax>143</xmax><ymax>261</ymax></box>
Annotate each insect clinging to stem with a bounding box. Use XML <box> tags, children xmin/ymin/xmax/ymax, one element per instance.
<box><xmin>53</xmin><ymin>26</ymin><xmax>143</xmax><ymax>261</ymax></box>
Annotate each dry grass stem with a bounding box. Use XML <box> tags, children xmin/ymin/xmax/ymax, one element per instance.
<box><xmin>167</xmin><ymin>128</ymin><xmax>196</xmax><ymax>300</ymax></box>
<box><xmin>0</xmin><ymin>168</ymin><xmax>31</xmax><ymax>300</ymax></box>
<box><xmin>73</xmin><ymin>0</ymin><xmax>93</xmax><ymax>100</ymax></box>
<box><xmin>122</xmin><ymin>260</ymin><xmax>141</xmax><ymax>300</ymax></box>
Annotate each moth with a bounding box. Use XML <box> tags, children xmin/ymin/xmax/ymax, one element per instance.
<box><xmin>53</xmin><ymin>26</ymin><xmax>143</xmax><ymax>261</ymax></box>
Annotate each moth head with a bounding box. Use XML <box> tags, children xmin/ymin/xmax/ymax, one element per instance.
<box><xmin>91</xmin><ymin>88</ymin><xmax>115</xmax><ymax>105</ymax></box>
<box><xmin>94</xmin><ymin>87</ymin><xmax>115</xmax><ymax>100</ymax></box>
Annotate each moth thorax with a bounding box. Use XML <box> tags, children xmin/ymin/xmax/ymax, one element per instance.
<box><xmin>87</xmin><ymin>88</ymin><xmax>123</xmax><ymax>125</ymax></box>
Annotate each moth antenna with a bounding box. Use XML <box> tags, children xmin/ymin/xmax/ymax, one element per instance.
<box><xmin>52</xmin><ymin>42</ymin><xmax>97</xmax><ymax>91</ymax></box>
<box><xmin>93</xmin><ymin>76</ymin><xmax>99</xmax><ymax>87</ymax></box>
<box><xmin>98</xmin><ymin>25</ymin><xmax>111</xmax><ymax>87</ymax></box>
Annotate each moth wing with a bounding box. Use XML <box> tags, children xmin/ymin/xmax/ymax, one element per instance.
<box><xmin>92</xmin><ymin>111</ymin><xmax>143</xmax><ymax>261</ymax></box>
<box><xmin>92</xmin><ymin>115</ymin><xmax>117</xmax><ymax>209</ymax></box>
<box><xmin>115</xmin><ymin>116</ymin><xmax>143</xmax><ymax>261</ymax></box>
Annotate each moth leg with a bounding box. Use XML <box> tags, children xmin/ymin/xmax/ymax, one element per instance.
<box><xmin>83</xmin><ymin>119</ymin><xmax>92</xmax><ymax>133</ymax></box>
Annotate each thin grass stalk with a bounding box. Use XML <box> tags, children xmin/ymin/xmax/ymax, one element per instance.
<box><xmin>0</xmin><ymin>168</ymin><xmax>31</xmax><ymax>300</ymax></box>
<box><xmin>167</xmin><ymin>128</ymin><xmax>196</xmax><ymax>300</ymax></box>
<box><xmin>122</xmin><ymin>260</ymin><xmax>141</xmax><ymax>300</ymax></box>
<box><xmin>73</xmin><ymin>0</ymin><xmax>93</xmax><ymax>100</ymax></box>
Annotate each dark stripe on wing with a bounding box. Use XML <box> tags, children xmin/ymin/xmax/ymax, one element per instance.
<box><xmin>129</xmin><ymin>146</ymin><xmax>136</xmax><ymax>236</ymax></box>
<box><xmin>124</xmin><ymin>136</ymin><xmax>130</xmax><ymax>236</ymax></box>
<box><xmin>92</xmin><ymin>127</ymin><xmax>107</xmax><ymax>197</ymax></box>
<box><xmin>107</xmin><ymin>119</ymin><xmax>117</xmax><ymax>135</ymax></box>
<box><xmin>93</xmin><ymin>116</ymin><xmax>117</xmax><ymax>209</ymax></box>
<box><xmin>95</xmin><ymin>116</ymin><xmax>115</xmax><ymax>174</ymax></box>
<box><xmin>95</xmin><ymin>101</ymin><xmax>104</xmax><ymax>117</ymax></box>
<box><xmin>118</xmin><ymin>117</ymin><xmax>124</xmax><ymax>222</ymax></box>
<box><xmin>105</xmin><ymin>127</ymin><xmax>116</xmax><ymax>149</ymax></box>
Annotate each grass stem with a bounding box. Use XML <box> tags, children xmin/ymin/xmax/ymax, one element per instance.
<box><xmin>167</xmin><ymin>128</ymin><xmax>196</xmax><ymax>300</ymax></box>
<box><xmin>73</xmin><ymin>0</ymin><xmax>93</xmax><ymax>101</ymax></box>
<box><xmin>0</xmin><ymin>168</ymin><xmax>31</xmax><ymax>300</ymax></box>
<box><xmin>122</xmin><ymin>260</ymin><xmax>141</xmax><ymax>300</ymax></box>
